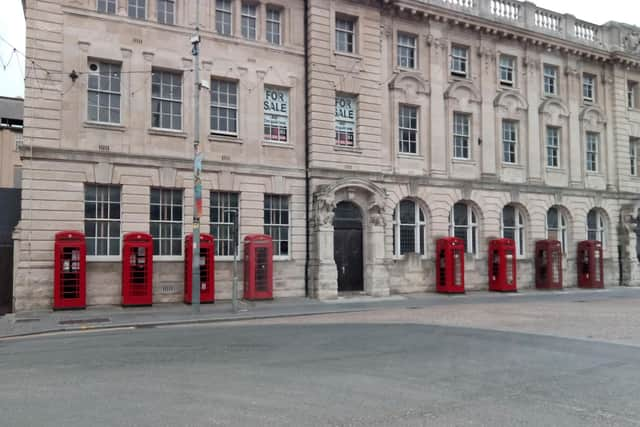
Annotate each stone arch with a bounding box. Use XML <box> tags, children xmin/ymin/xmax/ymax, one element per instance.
<box><xmin>579</xmin><ymin>105</ymin><xmax>606</xmax><ymax>125</ymax></box>
<box><xmin>585</xmin><ymin>206</ymin><xmax>611</xmax><ymax>245</ymax></box>
<box><xmin>392</xmin><ymin>197</ymin><xmax>431</xmax><ymax>257</ymax></box>
<box><xmin>388</xmin><ymin>72</ymin><xmax>430</xmax><ymax>97</ymax></box>
<box><xmin>493</xmin><ymin>90</ymin><xmax>528</xmax><ymax>112</ymax></box>
<box><xmin>538</xmin><ymin>97</ymin><xmax>569</xmax><ymax>118</ymax></box>
<box><xmin>444</xmin><ymin>80</ymin><xmax>481</xmax><ymax>104</ymax></box>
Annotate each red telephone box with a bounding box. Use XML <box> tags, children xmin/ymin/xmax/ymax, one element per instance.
<box><xmin>53</xmin><ymin>231</ymin><xmax>86</xmax><ymax>310</ymax></box>
<box><xmin>435</xmin><ymin>237</ymin><xmax>465</xmax><ymax>294</ymax></box>
<box><xmin>184</xmin><ymin>233</ymin><xmax>215</xmax><ymax>304</ymax></box>
<box><xmin>577</xmin><ymin>240</ymin><xmax>604</xmax><ymax>289</ymax></box>
<box><xmin>122</xmin><ymin>232</ymin><xmax>153</xmax><ymax>306</ymax></box>
<box><xmin>535</xmin><ymin>240</ymin><xmax>562</xmax><ymax>290</ymax></box>
<box><xmin>488</xmin><ymin>238</ymin><xmax>517</xmax><ymax>292</ymax></box>
<box><xmin>243</xmin><ymin>234</ymin><xmax>273</xmax><ymax>300</ymax></box>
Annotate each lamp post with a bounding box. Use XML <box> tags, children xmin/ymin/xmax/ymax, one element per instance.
<box><xmin>224</xmin><ymin>208</ymin><xmax>239</xmax><ymax>313</ymax></box>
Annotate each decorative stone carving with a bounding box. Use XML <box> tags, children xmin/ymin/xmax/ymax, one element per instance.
<box><xmin>624</xmin><ymin>32</ymin><xmax>640</xmax><ymax>55</ymax></box>
<box><xmin>314</xmin><ymin>193</ymin><xmax>337</xmax><ymax>227</ymax></box>
<box><xmin>368</xmin><ymin>196</ymin><xmax>385</xmax><ymax>227</ymax></box>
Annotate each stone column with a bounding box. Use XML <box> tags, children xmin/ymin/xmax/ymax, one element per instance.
<box><xmin>479</xmin><ymin>42</ymin><xmax>497</xmax><ymax>180</ymax></box>
<box><xmin>566</xmin><ymin>63</ymin><xmax>583</xmax><ymax>187</ymax></box>
<box><xmin>427</xmin><ymin>33</ymin><xmax>448</xmax><ymax>178</ymax></box>
<box><xmin>365</xmin><ymin>205</ymin><xmax>389</xmax><ymax>297</ymax></box>
<box><xmin>524</xmin><ymin>54</ymin><xmax>542</xmax><ymax>184</ymax></box>
<box><xmin>311</xmin><ymin>193</ymin><xmax>338</xmax><ymax>299</ymax></box>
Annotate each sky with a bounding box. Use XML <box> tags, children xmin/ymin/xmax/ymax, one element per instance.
<box><xmin>0</xmin><ymin>0</ymin><xmax>639</xmax><ymax>98</ymax></box>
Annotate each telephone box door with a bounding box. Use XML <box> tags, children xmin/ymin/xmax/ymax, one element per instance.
<box><xmin>184</xmin><ymin>233</ymin><xmax>215</xmax><ymax>304</ymax></box>
<box><xmin>578</xmin><ymin>240</ymin><xmax>604</xmax><ymax>289</ymax></box>
<box><xmin>243</xmin><ymin>234</ymin><xmax>273</xmax><ymax>300</ymax></box>
<box><xmin>435</xmin><ymin>237</ymin><xmax>465</xmax><ymax>294</ymax></box>
<box><xmin>53</xmin><ymin>231</ymin><xmax>86</xmax><ymax>310</ymax></box>
<box><xmin>122</xmin><ymin>232</ymin><xmax>153</xmax><ymax>306</ymax></box>
<box><xmin>535</xmin><ymin>240</ymin><xmax>562</xmax><ymax>290</ymax></box>
<box><xmin>488</xmin><ymin>238</ymin><xmax>517</xmax><ymax>292</ymax></box>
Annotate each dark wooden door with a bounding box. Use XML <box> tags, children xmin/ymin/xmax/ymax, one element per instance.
<box><xmin>333</xmin><ymin>202</ymin><xmax>363</xmax><ymax>292</ymax></box>
<box><xmin>0</xmin><ymin>189</ymin><xmax>21</xmax><ymax>314</ymax></box>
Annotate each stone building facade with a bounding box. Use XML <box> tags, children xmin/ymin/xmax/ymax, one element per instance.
<box><xmin>15</xmin><ymin>0</ymin><xmax>640</xmax><ymax>311</ymax></box>
<box><xmin>0</xmin><ymin>96</ymin><xmax>23</xmax><ymax>189</ymax></box>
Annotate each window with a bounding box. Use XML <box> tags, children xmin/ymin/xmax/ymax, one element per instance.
<box><xmin>88</xmin><ymin>62</ymin><xmax>121</xmax><ymax>124</ymax></box>
<box><xmin>264</xmin><ymin>194</ymin><xmax>289</xmax><ymax>257</ymax></box>
<box><xmin>543</xmin><ymin>65</ymin><xmax>558</xmax><ymax>95</ymax></box>
<box><xmin>397</xmin><ymin>33</ymin><xmax>417</xmax><ymax>69</ymax></box>
<box><xmin>583</xmin><ymin>73</ymin><xmax>595</xmax><ymax>102</ymax></box>
<box><xmin>263</xmin><ymin>86</ymin><xmax>288</xmax><ymax>143</ymax></box>
<box><xmin>546</xmin><ymin>126</ymin><xmax>560</xmax><ymax>168</ymax></box>
<box><xmin>210</xmin><ymin>79</ymin><xmax>238</xmax><ymax>136</ymax></box>
<box><xmin>499</xmin><ymin>55</ymin><xmax>515</xmax><ymax>86</ymax></box>
<box><xmin>502</xmin><ymin>120</ymin><xmax>517</xmax><ymax>164</ymax></box>
<box><xmin>151</xmin><ymin>70</ymin><xmax>182</xmax><ymax>130</ymax></box>
<box><xmin>335</xmin><ymin>94</ymin><xmax>356</xmax><ymax>147</ymax></box>
<box><xmin>84</xmin><ymin>184</ymin><xmax>121</xmax><ymax>257</ymax></box>
<box><xmin>210</xmin><ymin>192</ymin><xmax>239</xmax><ymax>256</ymax></box>
<box><xmin>449</xmin><ymin>202</ymin><xmax>478</xmax><ymax>255</ymax></box>
<box><xmin>451</xmin><ymin>45</ymin><xmax>468</xmax><ymax>77</ymax></box>
<box><xmin>128</xmin><ymin>0</ymin><xmax>145</xmax><ymax>19</ymax></box>
<box><xmin>631</xmin><ymin>138</ymin><xmax>639</xmax><ymax>176</ymax></box>
<box><xmin>546</xmin><ymin>207</ymin><xmax>568</xmax><ymax>253</ymax></box>
<box><xmin>266</xmin><ymin>7</ymin><xmax>281</xmax><ymax>45</ymax></box>
<box><xmin>335</xmin><ymin>17</ymin><xmax>355</xmax><ymax>53</ymax></box>
<box><xmin>157</xmin><ymin>0</ymin><xmax>175</xmax><ymax>25</ymax></box>
<box><xmin>587</xmin><ymin>209</ymin><xmax>605</xmax><ymax>244</ymax></box>
<box><xmin>398</xmin><ymin>105</ymin><xmax>418</xmax><ymax>154</ymax></box>
<box><xmin>215</xmin><ymin>0</ymin><xmax>232</xmax><ymax>35</ymax></box>
<box><xmin>501</xmin><ymin>205</ymin><xmax>525</xmax><ymax>257</ymax></box>
<box><xmin>393</xmin><ymin>200</ymin><xmax>426</xmax><ymax>256</ymax></box>
<box><xmin>628</xmin><ymin>81</ymin><xmax>638</xmax><ymax>109</ymax></box>
<box><xmin>150</xmin><ymin>188</ymin><xmax>183</xmax><ymax>257</ymax></box>
<box><xmin>97</xmin><ymin>0</ymin><xmax>116</xmax><ymax>14</ymax></box>
<box><xmin>241</xmin><ymin>3</ymin><xmax>257</xmax><ymax>40</ymax></box>
<box><xmin>586</xmin><ymin>132</ymin><xmax>599</xmax><ymax>172</ymax></box>
<box><xmin>453</xmin><ymin>113</ymin><xmax>470</xmax><ymax>159</ymax></box>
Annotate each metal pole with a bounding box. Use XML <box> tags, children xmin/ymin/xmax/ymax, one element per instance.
<box><xmin>191</xmin><ymin>0</ymin><xmax>202</xmax><ymax>313</ymax></box>
<box><xmin>232</xmin><ymin>211</ymin><xmax>239</xmax><ymax>313</ymax></box>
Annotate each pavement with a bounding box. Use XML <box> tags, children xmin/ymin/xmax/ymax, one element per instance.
<box><xmin>2</xmin><ymin>286</ymin><xmax>640</xmax><ymax>341</ymax></box>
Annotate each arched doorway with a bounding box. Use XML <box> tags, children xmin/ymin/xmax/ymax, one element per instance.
<box><xmin>333</xmin><ymin>201</ymin><xmax>363</xmax><ymax>292</ymax></box>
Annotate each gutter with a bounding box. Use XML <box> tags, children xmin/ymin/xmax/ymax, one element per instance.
<box><xmin>303</xmin><ymin>0</ymin><xmax>310</xmax><ymax>297</ymax></box>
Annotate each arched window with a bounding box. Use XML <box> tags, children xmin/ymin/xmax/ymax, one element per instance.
<box><xmin>501</xmin><ymin>205</ymin><xmax>525</xmax><ymax>257</ymax></box>
<box><xmin>449</xmin><ymin>202</ymin><xmax>478</xmax><ymax>254</ymax></box>
<box><xmin>393</xmin><ymin>199</ymin><xmax>426</xmax><ymax>256</ymax></box>
<box><xmin>587</xmin><ymin>209</ymin><xmax>606</xmax><ymax>244</ymax></box>
<box><xmin>546</xmin><ymin>207</ymin><xmax>568</xmax><ymax>253</ymax></box>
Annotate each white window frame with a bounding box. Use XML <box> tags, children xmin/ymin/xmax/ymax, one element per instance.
<box><xmin>263</xmin><ymin>86</ymin><xmax>289</xmax><ymax>144</ymax></box>
<box><xmin>157</xmin><ymin>0</ymin><xmax>175</xmax><ymax>25</ymax></box>
<box><xmin>335</xmin><ymin>94</ymin><xmax>357</xmax><ymax>147</ymax></box>
<box><xmin>150</xmin><ymin>188</ymin><xmax>184</xmax><ymax>259</ymax></box>
<box><xmin>264</xmin><ymin>194</ymin><xmax>290</xmax><ymax>259</ymax></box>
<box><xmin>449</xmin><ymin>202</ymin><xmax>478</xmax><ymax>255</ymax></box>
<box><xmin>453</xmin><ymin>112</ymin><xmax>471</xmax><ymax>160</ymax></box>
<box><xmin>546</xmin><ymin>207</ymin><xmax>568</xmax><ymax>254</ymax></box>
<box><xmin>501</xmin><ymin>205</ymin><xmax>525</xmax><ymax>258</ymax></box>
<box><xmin>215</xmin><ymin>0</ymin><xmax>232</xmax><ymax>36</ymax></box>
<box><xmin>546</xmin><ymin>126</ymin><xmax>560</xmax><ymax>168</ymax></box>
<box><xmin>210</xmin><ymin>191</ymin><xmax>240</xmax><ymax>258</ymax></box>
<box><xmin>393</xmin><ymin>200</ymin><xmax>426</xmax><ymax>257</ymax></box>
<box><xmin>84</xmin><ymin>184</ymin><xmax>121</xmax><ymax>260</ymax></box>
<box><xmin>98</xmin><ymin>0</ymin><xmax>117</xmax><ymax>14</ymax></box>
<box><xmin>397</xmin><ymin>33</ymin><xmax>417</xmax><ymax>69</ymax></box>
<box><xmin>451</xmin><ymin>45</ymin><xmax>469</xmax><ymax>77</ymax></box>
<box><xmin>587</xmin><ymin>209</ymin><xmax>606</xmax><ymax>246</ymax></box>
<box><xmin>499</xmin><ymin>55</ymin><xmax>515</xmax><ymax>87</ymax></box>
<box><xmin>128</xmin><ymin>0</ymin><xmax>146</xmax><ymax>19</ymax></box>
<box><xmin>502</xmin><ymin>120</ymin><xmax>517</xmax><ymax>164</ymax></box>
<box><xmin>151</xmin><ymin>70</ymin><xmax>182</xmax><ymax>130</ymax></box>
<box><xmin>210</xmin><ymin>79</ymin><xmax>238</xmax><ymax>136</ymax></box>
<box><xmin>87</xmin><ymin>61</ymin><xmax>121</xmax><ymax>124</ymax></box>
<box><xmin>543</xmin><ymin>64</ymin><xmax>558</xmax><ymax>95</ymax></box>
<box><xmin>398</xmin><ymin>104</ymin><xmax>418</xmax><ymax>154</ymax></box>
<box><xmin>241</xmin><ymin>2</ymin><xmax>257</xmax><ymax>40</ymax></box>
<box><xmin>266</xmin><ymin>7</ymin><xmax>281</xmax><ymax>45</ymax></box>
<box><xmin>335</xmin><ymin>16</ymin><xmax>355</xmax><ymax>53</ymax></box>
<box><xmin>583</xmin><ymin>73</ymin><xmax>595</xmax><ymax>102</ymax></box>
<box><xmin>628</xmin><ymin>81</ymin><xmax>638</xmax><ymax>109</ymax></box>
<box><xmin>631</xmin><ymin>138</ymin><xmax>639</xmax><ymax>176</ymax></box>
<box><xmin>586</xmin><ymin>132</ymin><xmax>599</xmax><ymax>173</ymax></box>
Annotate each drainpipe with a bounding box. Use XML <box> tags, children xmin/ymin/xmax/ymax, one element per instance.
<box><xmin>304</xmin><ymin>0</ymin><xmax>310</xmax><ymax>297</ymax></box>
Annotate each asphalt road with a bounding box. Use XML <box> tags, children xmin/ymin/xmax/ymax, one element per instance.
<box><xmin>1</xmin><ymin>321</ymin><xmax>639</xmax><ymax>426</ymax></box>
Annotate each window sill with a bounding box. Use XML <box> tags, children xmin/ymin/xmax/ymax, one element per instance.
<box><xmin>334</xmin><ymin>51</ymin><xmax>362</xmax><ymax>61</ymax></box>
<box><xmin>87</xmin><ymin>256</ymin><xmax>120</xmax><ymax>263</ymax></box>
<box><xmin>502</xmin><ymin>162</ymin><xmax>524</xmax><ymax>169</ymax></box>
<box><xmin>262</xmin><ymin>141</ymin><xmax>294</xmax><ymax>149</ymax></box>
<box><xmin>499</xmin><ymin>81</ymin><xmax>515</xmax><ymax>88</ymax></box>
<box><xmin>398</xmin><ymin>153</ymin><xmax>423</xmax><ymax>159</ymax></box>
<box><xmin>396</xmin><ymin>66</ymin><xmax>419</xmax><ymax>73</ymax></box>
<box><xmin>334</xmin><ymin>145</ymin><xmax>362</xmax><ymax>153</ymax></box>
<box><xmin>154</xmin><ymin>256</ymin><xmax>184</xmax><ymax>262</ymax></box>
<box><xmin>393</xmin><ymin>254</ymin><xmax>429</xmax><ymax>261</ymax></box>
<box><xmin>216</xmin><ymin>255</ymin><xmax>241</xmax><ymax>262</ymax></box>
<box><xmin>273</xmin><ymin>255</ymin><xmax>291</xmax><ymax>262</ymax></box>
<box><xmin>148</xmin><ymin>128</ymin><xmax>187</xmax><ymax>138</ymax></box>
<box><xmin>545</xmin><ymin>166</ymin><xmax>564</xmax><ymax>172</ymax></box>
<box><xmin>209</xmin><ymin>134</ymin><xmax>243</xmax><ymax>144</ymax></box>
<box><xmin>84</xmin><ymin>121</ymin><xmax>126</xmax><ymax>132</ymax></box>
<box><xmin>450</xmin><ymin>72</ymin><xmax>470</xmax><ymax>80</ymax></box>
<box><xmin>452</xmin><ymin>158</ymin><xmax>476</xmax><ymax>165</ymax></box>
<box><xmin>585</xmin><ymin>171</ymin><xmax>603</xmax><ymax>177</ymax></box>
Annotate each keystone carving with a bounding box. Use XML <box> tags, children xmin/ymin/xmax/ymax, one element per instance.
<box><xmin>624</xmin><ymin>32</ymin><xmax>640</xmax><ymax>55</ymax></box>
<box><xmin>368</xmin><ymin>195</ymin><xmax>386</xmax><ymax>227</ymax></box>
<box><xmin>314</xmin><ymin>193</ymin><xmax>337</xmax><ymax>227</ymax></box>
